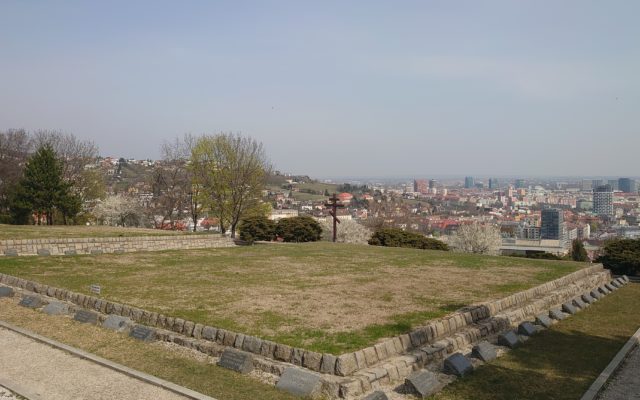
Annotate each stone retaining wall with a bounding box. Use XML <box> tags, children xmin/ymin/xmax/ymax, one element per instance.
<box><xmin>0</xmin><ymin>264</ymin><xmax>610</xmax><ymax>382</ymax></box>
<box><xmin>0</xmin><ymin>235</ymin><xmax>235</xmax><ymax>256</ymax></box>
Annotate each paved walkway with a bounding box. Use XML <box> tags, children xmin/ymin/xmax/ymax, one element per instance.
<box><xmin>0</xmin><ymin>326</ymin><xmax>190</xmax><ymax>400</ymax></box>
<box><xmin>597</xmin><ymin>344</ymin><xmax>640</xmax><ymax>400</ymax></box>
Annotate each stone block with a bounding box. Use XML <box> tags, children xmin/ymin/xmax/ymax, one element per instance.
<box><xmin>581</xmin><ymin>293</ymin><xmax>596</xmax><ymax>304</ymax></box>
<box><xmin>363</xmin><ymin>391</ymin><xmax>389</xmax><ymax>400</ymax></box>
<box><xmin>404</xmin><ymin>370</ymin><xmax>443</xmax><ymax>398</ymax></box>
<box><xmin>336</xmin><ymin>353</ymin><xmax>358</xmax><ymax>376</ymax></box>
<box><xmin>573</xmin><ymin>297</ymin><xmax>588</xmax><ymax>309</ymax></box>
<box><xmin>363</xmin><ymin>346</ymin><xmax>379</xmax><ymax>366</ymax></box>
<box><xmin>598</xmin><ymin>285</ymin><xmax>610</xmax><ymax>295</ymax></box>
<box><xmin>549</xmin><ymin>308</ymin><xmax>567</xmax><ymax>320</ymax></box>
<box><xmin>217</xmin><ymin>348</ymin><xmax>253</xmax><ymax>374</ymax></box>
<box><xmin>605</xmin><ymin>283</ymin><xmax>616</xmax><ymax>291</ymax></box>
<box><xmin>102</xmin><ymin>315</ymin><xmax>132</xmax><ymax>332</ymax></box>
<box><xmin>303</xmin><ymin>351</ymin><xmax>323</xmax><ymax>371</ymax></box>
<box><xmin>274</xmin><ymin>344</ymin><xmax>292</xmax><ymax>362</ymax></box>
<box><xmin>37</xmin><ymin>249</ymin><xmax>50</xmax><ymax>256</ymax></box>
<box><xmin>129</xmin><ymin>325</ymin><xmax>156</xmax><ymax>342</ymax></box>
<box><xmin>42</xmin><ymin>301</ymin><xmax>69</xmax><ymax>316</ymax></box>
<box><xmin>444</xmin><ymin>353</ymin><xmax>473</xmax><ymax>377</ymax></box>
<box><xmin>562</xmin><ymin>302</ymin><xmax>578</xmax><ymax>315</ymax></box>
<box><xmin>590</xmin><ymin>290</ymin><xmax>603</xmax><ymax>300</ymax></box>
<box><xmin>517</xmin><ymin>321</ymin><xmax>537</xmax><ymax>336</ymax></box>
<box><xmin>276</xmin><ymin>368</ymin><xmax>321</xmax><ymax>398</ymax></box>
<box><xmin>622</xmin><ymin>275</ymin><xmax>629</xmax><ymax>283</ymax></box>
<box><xmin>202</xmin><ymin>326</ymin><xmax>217</xmax><ymax>341</ymax></box>
<box><xmin>64</xmin><ymin>250</ymin><xmax>77</xmax><ymax>255</ymax></box>
<box><xmin>611</xmin><ymin>280</ymin><xmax>621</xmax><ymax>288</ymax></box>
<box><xmin>320</xmin><ymin>353</ymin><xmax>337</xmax><ymax>374</ymax></box>
<box><xmin>498</xmin><ymin>330</ymin><xmax>520</xmax><ymax>349</ymax></box>
<box><xmin>535</xmin><ymin>314</ymin><xmax>553</xmax><ymax>328</ymax></box>
<box><xmin>0</xmin><ymin>286</ymin><xmax>14</xmax><ymax>297</ymax></box>
<box><xmin>472</xmin><ymin>341</ymin><xmax>497</xmax><ymax>362</ymax></box>
<box><xmin>4</xmin><ymin>249</ymin><xmax>18</xmax><ymax>256</ymax></box>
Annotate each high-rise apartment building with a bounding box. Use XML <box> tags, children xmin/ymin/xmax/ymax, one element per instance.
<box><xmin>619</xmin><ymin>178</ymin><xmax>637</xmax><ymax>193</ymax></box>
<box><xmin>541</xmin><ymin>208</ymin><xmax>564</xmax><ymax>240</ymax></box>
<box><xmin>592</xmin><ymin>179</ymin><xmax>604</xmax><ymax>189</ymax></box>
<box><xmin>607</xmin><ymin>179</ymin><xmax>619</xmax><ymax>191</ymax></box>
<box><xmin>593</xmin><ymin>185</ymin><xmax>614</xmax><ymax>217</ymax></box>
<box><xmin>428</xmin><ymin>179</ymin><xmax>437</xmax><ymax>189</ymax></box>
<box><xmin>413</xmin><ymin>179</ymin><xmax>428</xmax><ymax>194</ymax></box>
<box><xmin>489</xmin><ymin>178</ymin><xmax>499</xmax><ymax>190</ymax></box>
<box><xmin>464</xmin><ymin>176</ymin><xmax>474</xmax><ymax>189</ymax></box>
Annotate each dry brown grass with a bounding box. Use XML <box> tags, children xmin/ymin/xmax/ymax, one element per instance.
<box><xmin>0</xmin><ymin>224</ymin><xmax>184</xmax><ymax>240</ymax></box>
<box><xmin>0</xmin><ymin>243</ymin><xmax>585</xmax><ymax>353</ymax></box>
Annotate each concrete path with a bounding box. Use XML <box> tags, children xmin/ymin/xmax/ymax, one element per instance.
<box><xmin>0</xmin><ymin>326</ymin><xmax>190</xmax><ymax>400</ymax></box>
<box><xmin>597</xmin><ymin>344</ymin><xmax>640</xmax><ymax>400</ymax></box>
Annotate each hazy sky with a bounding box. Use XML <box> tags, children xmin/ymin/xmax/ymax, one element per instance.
<box><xmin>1</xmin><ymin>1</ymin><xmax>639</xmax><ymax>178</ymax></box>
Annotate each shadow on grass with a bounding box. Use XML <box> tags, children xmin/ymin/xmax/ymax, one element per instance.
<box><xmin>430</xmin><ymin>327</ymin><xmax>629</xmax><ymax>400</ymax></box>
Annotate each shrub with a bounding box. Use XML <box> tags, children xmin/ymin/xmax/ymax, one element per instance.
<box><xmin>319</xmin><ymin>219</ymin><xmax>372</xmax><ymax>244</ymax></box>
<box><xmin>239</xmin><ymin>215</ymin><xmax>276</xmax><ymax>242</ymax></box>
<box><xmin>597</xmin><ymin>238</ymin><xmax>640</xmax><ymax>276</ymax></box>
<box><xmin>275</xmin><ymin>216</ymin><xmax>322</xmax><ymax>243</ymax></box>
<box><xmin>368</xmin><ymin>228</ymin><xmax>449</xmax><ymax>251</ymax></box>
<box><xmin>571</xmin><ymin>239</ymin><xmax>589</xmax><ymax>262</ymax></box>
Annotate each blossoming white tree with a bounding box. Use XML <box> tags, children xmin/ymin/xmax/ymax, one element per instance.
<box><xmin>451</xmin><ymin>222</ymin><xmax>502</xmax><ymax>255</ymax></box>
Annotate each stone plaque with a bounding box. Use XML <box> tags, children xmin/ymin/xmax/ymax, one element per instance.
<box><xmin>598</xmin><ymin>285</ymin><xmax>610</xmax><ymax>295</ymax></box>
<box><xmin>64</xmin><ymin>250</ymin><xmax>77</xmax><ymax>255</ymax></box>
<box><xmin>276</xmin><ymin>367</ymin><xmax>321</xmax><ymax>398</ymax></box>
<box><xmin>129</xmin><ymin>325</ymin><xmax>156</xmax><ymax>342</ymax></box>
<box><xmin>43</xmin><ymin>301</ymin><xmax>68</xmax><ymax>315</ymax></box>
<box><xmin>37</xmin><ymin>248</ymin><xmax>50</xmax><ymax>256</ymax></box>
<box><xmin>103</xmin><ymin>315</ymin><xmax>132</xmax><ymax>332</ymax></box>
<box><xmin>4</xmin><ymin>249</ymin><xmax>18</xmax><ymax>256</ymax></box>
<box><xmin>518</xmin><ymin>321</ymin><xmax>537</xmax><ymax>336</ymax></box>
<box><xmin>536</xmin><ymin>314</ymin><xmax>553</xmax><ymax>328</ymax></box>
<box><xmin>472</xmin><ymin>341</ymin><xmax>497</xmax><ymax>362</ymax></box>
<box><xmin>549</xmin><ymin>308</ymin><xmax>567</xmax><ymax>320</ymax></box>
<box><xmin>0</xmin><ymin>286</ymin><xmax>14</xmax><ymax>297</ymax></box>
<box><xmin>573</xmin><ymin>297</ymin><xmax>588</xmax><ymax>309</ymax></box>
<box><xmin>90</xmin><ymin>249</ymin><xmax>103</xmax><ymax>255</ymax></box>
<box><xmin>562</xmin><ymin>302</ymin><xmax>578</xmax><ymax>315</ymax></box>
<box><xmin>581</xmin><ymin>293</ymin><xmax>595</xmax><ymax>304</ymax></box>
<box><xmin>404</xmin><ymin>370</ymin><xmax>442</xmax><ymax>398</ymax></box>
<box><xmin>498</xmin><ymin>331</ymin><xmax>520</xmax><ymax>349</ymax></box>
<box><xmin>74</xmin><ymin>309</ymin><xmax>99</xmax><ymax>324</ymax></box>
<box><xmin>217</xmin><ymin>348</ymin><xmax>254</xmax><ymax>374</ymax></box>
<box><xmin>19</xmin><ymin>295</ymin><xmax>45</xmax><ymax>309</ymax></box>
<box><xmin>444</xmin><ymin>353</ymin><xmax>473</xmax><ymax>377</ymax></box>
<box><xmin>590</xmin><ymin>290</ymin><xmax>603</xmax><ymax>300</ymax></box>
<box><xmin>363</xmin><ymin>391</ymin><xmax>389</xmax><ymax>400</ymax></box>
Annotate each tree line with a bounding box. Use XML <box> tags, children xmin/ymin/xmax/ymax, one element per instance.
<box><xmin>0</xmin><ymin>129</ymin><xmax>271</xmax><ymax>238</ymax></box>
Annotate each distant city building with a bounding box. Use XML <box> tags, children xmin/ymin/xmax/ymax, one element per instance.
<box><xmin>593</xmin><ymin>185</ymin><xmax>614</xmax><ymax>217</ymax></box>
<box><xmin>576</xmin><ymin>199</ymin><xmax>593</xmax><ymax>211</ymax></box>
<box><xmin>428</xmin><ymin>179</ymin><xmax>437</xmax><ymax>189</ymax></box>
<box><xmin>607</xmin><ymin>179</ymin><xmax>619</xmax><ymax>191</ymax></box>
<box><xmin>489</xmin><ymin>178</ymin><xmax>499</xmax><ymax>190</ymax></box>
<box><xmin>515</xmin><ymin>179</ymin><xmax>526</xmax><ymax>189</ymax></box>
<box><xmin>464</xmin><ymin>176</ymin><xmax>474</xmax><ymax>189</ymax></box>
<box><xmin>592</xmin><ymin>179</ymin><xmax>604</xmax><ymax>189</ymax></box>
<box><xmin>618</xmin><ymin>178</ymin><xmax>637</xmax><ymax>193</ymax></box>
<box><xmin>541</xmin><ymin>208</ymin><xmax>565</xmax><ymax>241</ymax></box>
<box><xmin>581</xmin><ymin>180</ymin><xmax>593</xmax><ymax>191</ymax></box>
<box><xmin>413</xmin><ymin>179</ymin><xmax>428</xmax><ymax>194</ymax></box>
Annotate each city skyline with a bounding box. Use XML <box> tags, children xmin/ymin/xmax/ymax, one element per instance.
<box><xmin>1</xmin><ymin>1</ymin><xmax>639</xmax><ymax>177</ymax></box>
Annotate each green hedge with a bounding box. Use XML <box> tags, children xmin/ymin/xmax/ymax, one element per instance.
<box><xmin>368</xmin><ymin>228</ymin><xmax>449</xmax><ymax>251</ymax></box>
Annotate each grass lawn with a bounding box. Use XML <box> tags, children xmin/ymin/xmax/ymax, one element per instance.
<box><xmin>0</xmin><ymin>243</ymin><xmax>586</xmax><ymax>354</ymax></box>
<box><xmin>431</xmin><ymin>283</ymin><xmax>640</xmax><ymax>400</ymax></box>
<box><xmin>0</xmin><ymin>299</ymin><xmax>298</xmax><ymax>400</ymax></box>
<box><xmin>0</xmin><ymin>224</ymin><xmax>186</xmax><ymax>240</ymax></box>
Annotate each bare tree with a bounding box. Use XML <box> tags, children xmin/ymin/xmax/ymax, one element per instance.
<box><xmin>191</xmin><ymin>133</ymin><xmax>271</xmax><ymax>238</ymax></box>
<box><xmin>0</xmin><ymin>129</ymin><xmax>32</xmax><ymax>216</ymax></box>
<box><xmin>451</xmin><ymin>222</ymin><xmax>502</xmax><ymax>255</ymax></box>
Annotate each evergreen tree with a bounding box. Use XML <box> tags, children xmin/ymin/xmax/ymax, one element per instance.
<box><xmin>571</xmin><ymin>239</ymin><xmax>589</xmax><ymax>262</ymax></box>
<box><xmin>10</xmin><ymin>145</ymin><xmax>78</xmax><ymax>225</ymax></box>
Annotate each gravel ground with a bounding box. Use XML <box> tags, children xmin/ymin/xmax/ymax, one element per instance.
<box><xmin>598</xmin><ymin>344</ymin><xmax>640</xmax><ymax>400</ymax></box>
<box><xmin>0</xmin><ymin>327</ymin><xmax>190</xmax><ymax>400</ymax></box>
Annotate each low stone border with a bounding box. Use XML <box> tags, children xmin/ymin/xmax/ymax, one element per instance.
<box><xmin>580</xmin><ymin>316</ymin><xmax>640</xmax><ymax>400</ymax></box>
<box><xmin>0</xmin><ymin>376</ymin><xmax>44</xmax><ymax>400</ymax></box>
<box><xmin>0</xmin><ymin>320</ymin><xmax>217</xmax><ymax>400</ymax></box>
<box><xmin>0</xmin><ymin>235</ymin><xmax>234</xmax><ymax>256</ymax></box>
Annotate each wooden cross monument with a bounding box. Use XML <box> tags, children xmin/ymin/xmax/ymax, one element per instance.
<box><xmin>324</xmin><ymin>193</ymin><xmax>344</xmax><ymax>242</ymax></box>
